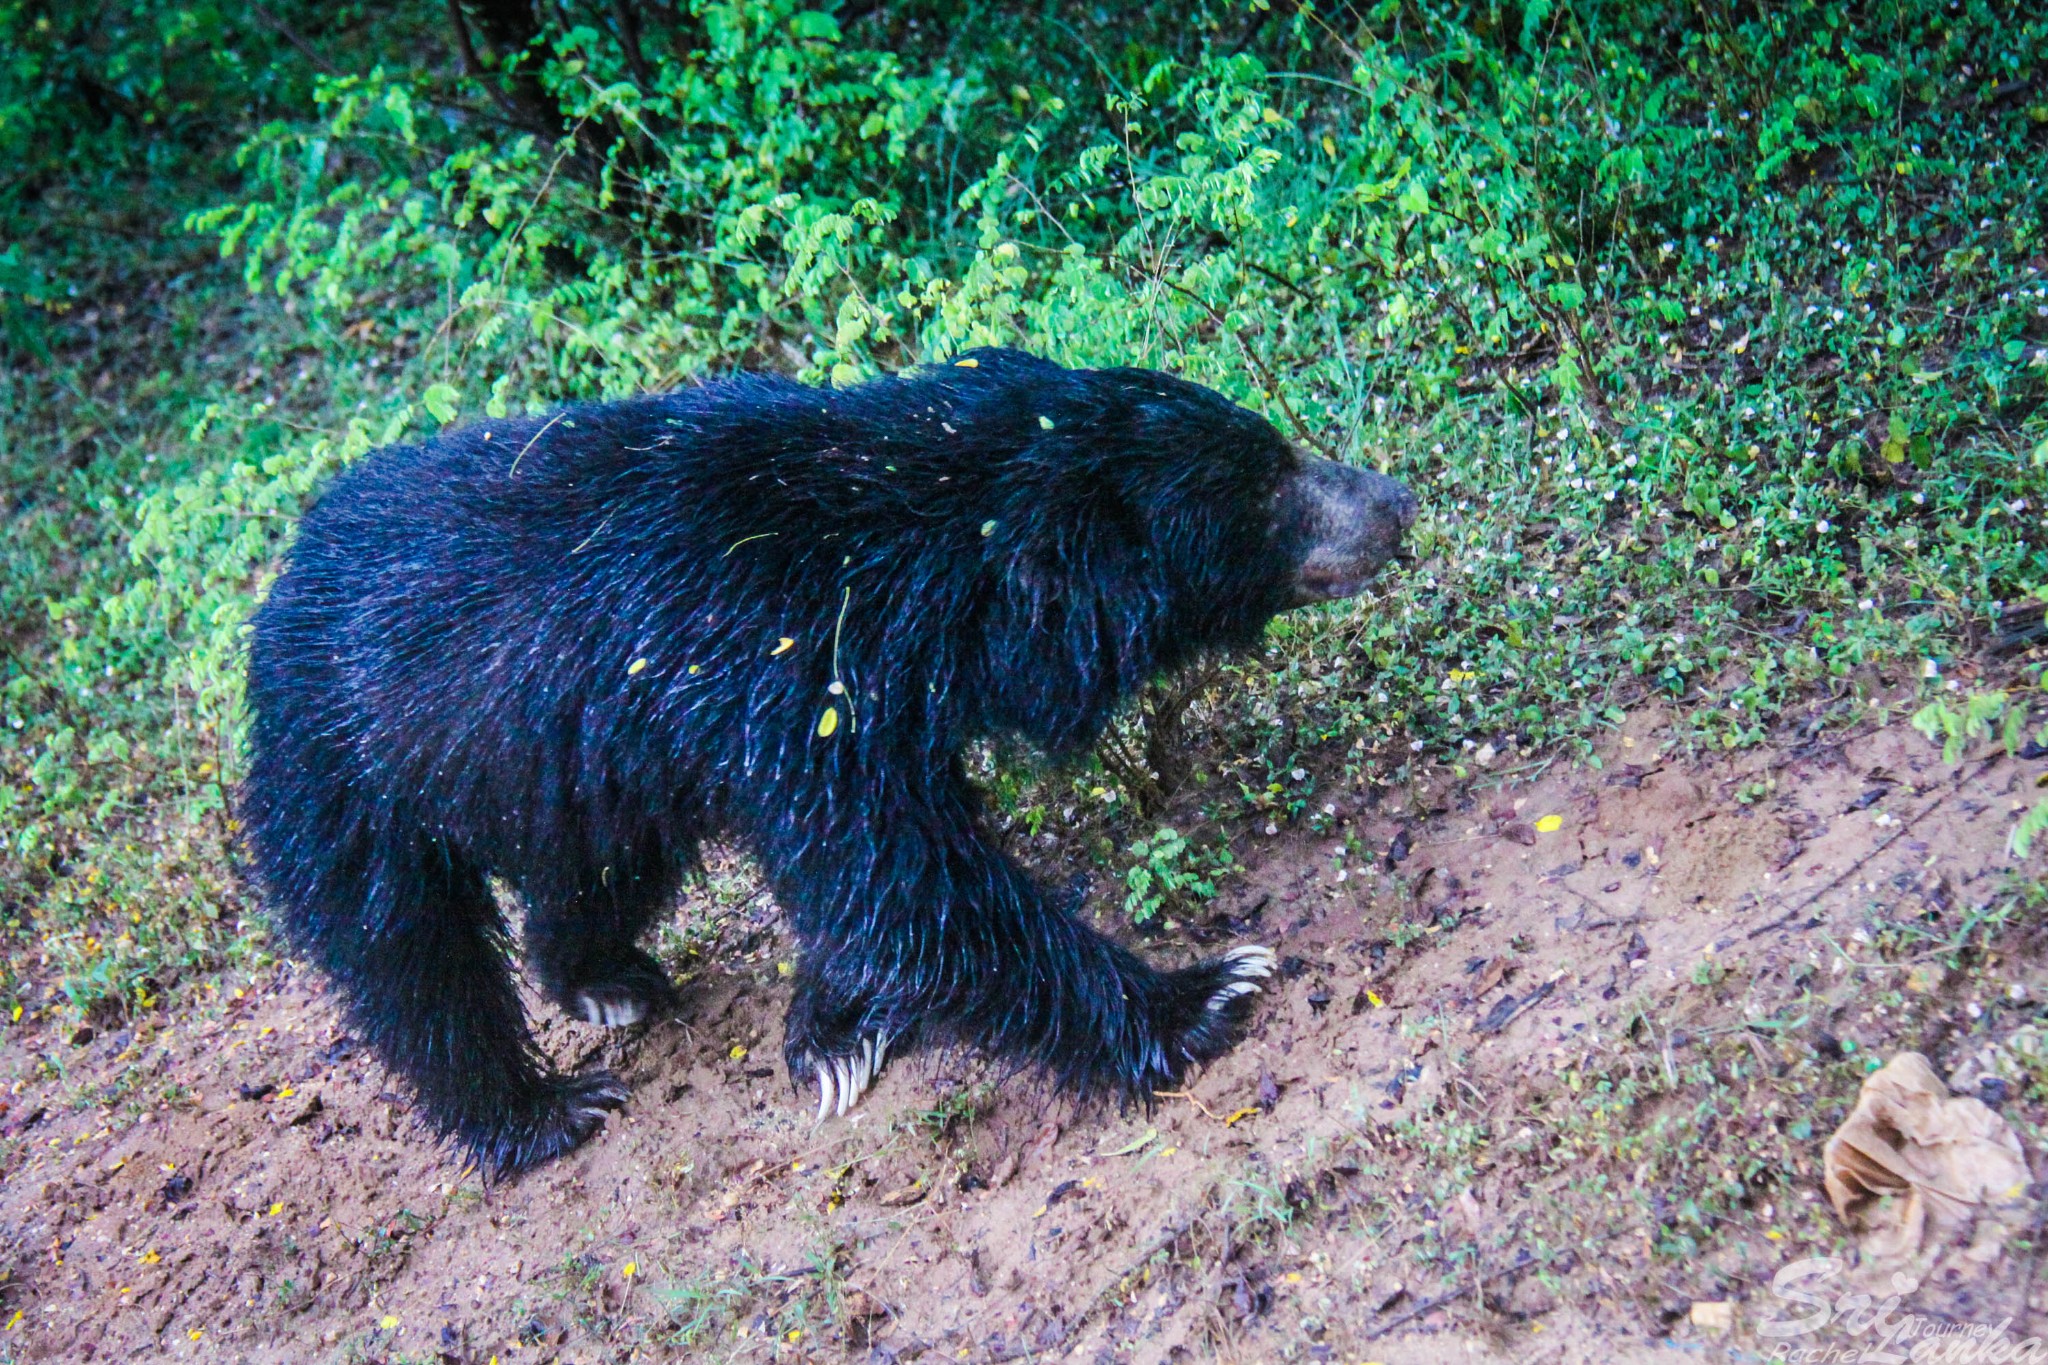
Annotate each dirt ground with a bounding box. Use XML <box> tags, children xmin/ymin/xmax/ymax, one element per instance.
<box><xmin>2</xmin><ymin>706</ymin><xmax>2043</xmax><ymax>1365</ymax></box>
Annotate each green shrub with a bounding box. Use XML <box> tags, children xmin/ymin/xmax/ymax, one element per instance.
<box><xmin>4</xmin><ymin>0</ymin><xmax>2047</xmax><ymax>1019</ymax></box>
<box><xmin>1124</xmin><ymin>827</ymin><xmax>1234</xmax><ymax>924</ymax></box>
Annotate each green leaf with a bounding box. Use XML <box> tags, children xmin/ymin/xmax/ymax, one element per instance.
<box><xmin>421</xmin><ymin>384</ymin><xmax>460</xmax><ymax>426</ymax></box>
<box><xmin>791</xmin><ymin>11</ymin><xmax>841</xmax><ymax>41</ymax></box>
<box><xmin>1396</xmin><ymin>181</ymin><xmax>1430</xmax><ymax>215</ymax></box>
<box><xmin>2012</xmin><ymin>799</ymin><xmax>2048</xmax><ymax>859</ymax></box>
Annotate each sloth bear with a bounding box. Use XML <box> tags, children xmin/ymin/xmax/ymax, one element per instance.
<box><xmin>243</xmin><ymin>348</ymin><xmax>1415</xmax><ymax>1173</ymax></box>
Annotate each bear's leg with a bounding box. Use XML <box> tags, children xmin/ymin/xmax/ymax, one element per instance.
<box><xmin>258</xmin><ymin>819</ymin><xmax>626</xmax><ymax>1173</ymax></box>
<box><xmin>521</xmin><ymin>852</ymin><xmax>681</xmax><ymax>1029</ymax></box>
<box><xmin>780</xmin><ymin>867</ymin><xmax>1275</xmax><ymax>1119</ymax></box>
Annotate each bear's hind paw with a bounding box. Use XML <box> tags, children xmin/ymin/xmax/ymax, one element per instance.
<box><xmin>559</xmin><ymin>947</ymin><xmax>678</xmax><ymax>1029</ymax></box>
<box><xmin>575</xmin><ymin>987</ymin><xmax>649</xmax><ymax>1027</ymax></box>
<box><xmin>807</xmin><ymin>1032</ymin><xmax>892</xmax><ymax>1124</ymax></box>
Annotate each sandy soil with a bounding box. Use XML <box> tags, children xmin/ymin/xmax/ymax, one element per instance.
<box><xmin>2</xmin><ymin>708</ymin><xmax>2042</xmax><ymax>1364</ymax></box>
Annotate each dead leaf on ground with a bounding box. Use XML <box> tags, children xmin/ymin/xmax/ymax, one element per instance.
<box><xmin>1822</xmin><ymin>1052</ymin><xmax>2032</xmax><ymax>1262</ymax></box>
<box><xmin>1097</xmin><ymin>1126</ymin><xmax>1157</xmax><ymax>1158</ymax></box>
<box><xmin>1689</xmin><ymin>1301</ymin><xmax>1733</xmax><ymax>1333</ymax></box>
<box><xmin>876</xmin><ymin>1181</ymin><xmax>926</xmax><ymax>1208</ymax></box>
<box><xmin>1473</xmin><ymin>978</ymin><xmax>1555</xmax><ymax>1035</ymax></box>
<box><xmin>1455</xmin><ymin>1188</ymin><xmax>1485</xmax><ymax>1240</ymax></box>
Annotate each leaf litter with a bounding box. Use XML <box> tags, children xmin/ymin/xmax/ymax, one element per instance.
<box><xmin>0</xmin><ymin>708</ymin><xmax>2040</xmax><ymax>1361</ymax></box>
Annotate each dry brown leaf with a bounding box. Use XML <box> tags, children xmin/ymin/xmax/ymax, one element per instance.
<box><xmin>876</xmin><ymin>1181</ymin><xmax>926</xmax><ymax>1208</ymax></box>
<box><xmin>1822</xmin><ymin>1052</ymin><xmax>2031</xmax><ymax>1262</ymax></box>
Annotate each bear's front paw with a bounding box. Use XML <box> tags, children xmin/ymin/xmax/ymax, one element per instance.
<box><xmin>1151</xmin><ymin>944</ymin><xmax>1277</xmax><ymax>1083</ymax></box>
<box><xmin>799</xmin><ymin>1031</ymin><xmax>894</xmax><ymax>1123</ymax></box>
<box><xmin>559</xmin><ymin>947</ymin><xmax>678</xmax><ymax>1028</ymax></box>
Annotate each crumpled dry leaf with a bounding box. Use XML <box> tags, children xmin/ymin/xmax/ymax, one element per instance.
<box><xmin>1822</xmin><ymin>1053</ymin><xmax>2031</xmax><ymax>1261</ymax></box>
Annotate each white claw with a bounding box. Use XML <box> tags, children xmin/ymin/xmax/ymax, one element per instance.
<box><xmin>815</xmin><ymin>1062</ymin><xmax>836</xmax><ymax>1125</ymax></box>
<box><xmin>807</xmin><ymin>1035</ymin><xmax>896</xmax><ymax>1124</ymax></box>
<box><xmin>1212</xmin><ymin>979</ymin><xmax>1261</xmax><ymax>1004</ymax></box>
<box><xmin>1224</xmin><ymin>945</ymin><xmax>1278</xmax><ymax>977</ymax></box>
<box><xmin>575</xmin><ymin>992</ymin><xmax>646</xmax><ymax>1028</ymax></box>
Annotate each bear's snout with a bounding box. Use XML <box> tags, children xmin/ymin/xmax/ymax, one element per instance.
<box><xmin>1279</xmin><ymin>456</ymin><xmax>1417</xmax><ymax>605</ymax></box>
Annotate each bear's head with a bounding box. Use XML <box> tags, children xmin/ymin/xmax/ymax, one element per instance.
<box><xmin>950</xmin><ymin>350</ymin><xmax>1416</xmax><ymax>752</ymax></box>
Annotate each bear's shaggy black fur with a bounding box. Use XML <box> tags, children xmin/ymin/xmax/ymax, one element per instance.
<box><xmin>243</xmin><ymin>348</ymin><xmax>1414</xmax><ymax>1172</ymax></box>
